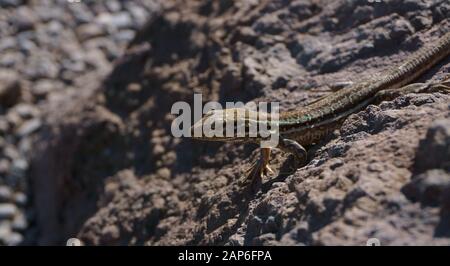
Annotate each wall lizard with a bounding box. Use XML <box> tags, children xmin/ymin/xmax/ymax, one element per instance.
<box><xmin>190</xmin><ymin>31</ymin><xmax>450</xmax><ymax>185</ymax></box>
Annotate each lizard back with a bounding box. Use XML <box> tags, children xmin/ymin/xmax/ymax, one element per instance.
<box><xmin>279</xmin><ymin>31</ymin><xmax>450</xmax><ymax>129</ymax></box>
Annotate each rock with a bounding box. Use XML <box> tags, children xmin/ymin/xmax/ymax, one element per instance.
<box><xmin>101</xmin><ymin>225</ymin><xmax>120</xmax><ymax>244</ymax></box>
<box><xmin>45</xmin><ymin>20</ymin><xmax>64</xmax><ymax>37</ymax></box>
<box><xmin>414</xmin><ymin>118</ymin><xmax>450</xmax><ymax>173</ymax></box>
<box><xmin>263</xmin><ymin>216</ymin><xmax>279</xmax><ymax>233</ymax></box>
<box><xmin>61</xmin><ymin>50</ymin><xmax>86</xmax><ymax>74</ymax></box>
<box><xmin>98</xmin><ymin>12</ymin><xmax>133</xmax><ymax>29</ymax></box>
<box><xmin>156</xmin><ymin>167</ymin><xmax>171</xmax><ymax>179</ymax></box>
<box><xmin>0</xmin><ymin>186</ymin><xmax>13</xmax><ymax>202</ymax></box>
<box><xmin>23</xmin><ymin>55</ymin><xmax>59</xmax><ymax>80</ymax></box>
<box><xmin>14</xmin><ymin>104</ymin><xmax>40</xmax><ymax>119</ymax></box>
<box><xmin>0</xmin><ymin>222</ymin><xmax>12</xmax><ymax>243</ymax></box>
<box><xmin>18</xmin><ymin>39</ymin><xmax>37</xmax><ymax>55</ymax></box>
<box><xmin>3</xmin><ymin>146</ymin><xmax>19</xmax><ymax>161</ymax></box>
<box><xmin>253</xmin><ymin>233</ymin><xmax>277</xmax><ymax>245</ymax></box>
<box><xmin>18</xmin><ymin>136</ymin><xmax>32</xmax><ymax>154</ymax></box>
<box><xmin>114</xmin><ymin>30</ymin><xmax>135</xmax><ymax>43</ymax></box>
<box><xmin>83</xmin><ymin>49</ymin><xmax>110</xmax><ymax>73</ymax></box>
<box><xmin>10</xmin><ymin>158</ymin><xmax>29</xmax><ymax>179</ymax></box>
<box><xmin>84</xmin><ymin>37</ymin><xmax>121</xmax><ymax>61</ymax></box>
<box><xmin>0</xmin><ymin>37</ymin><xmax>16</xmax><ymax>52</ymax></box>
<box><xmin>13</xmin><ymin>192</ymin><xmax>26</xmax><ymax>206</ymax></box>
<box><xmin>0</xmin><ymin>203</ymin><xmax>17</xmax><ymax>219</ymax></box>
<box><xmin>6</xmin><ymin>111</ymin><xmax>23</xmax><ymax>130</ymax></box>
<box><xmin>410</xmin><ymin>15</ymin><xmax>433</xmax><ymax>31</ymax></box>
<box><xmin>32</xmin><ymin>79</ymin><xmax>63</xmax><ymax>98</ymax></box>
<box><xmin>0</xmin><ymin>120</ymin><xmax>9</xmax><ymax>134</ymax></box>
<box><xmin>253</xmin><ymin>14</ymin><xmax>285</xmax><ymax>35</ymax></box>
<box><xmin>34</xmin><ymin>5</ymin><xmax>65</xmax><ymax>23</ymax></box>
<box><xmin>402</xmin><ymin>170</ymin><xmax>450</xmax><ymax>207</ymax></box>
<box><xmin>227</xmin><ymin>234</ymin><xmax>244</xmax><ymax>246</ymax></box>
<box><xmin>16</xmin><ymin>118</ymin><xmax>42</xmax><ymax>137</ymax></box>
<box><xmin>12</xmin><ymin>6</ymin><xmax>38</xmax><ymax>32</ymax></box>
<box><xmin>3</xmin><ymin>232</ymin><xmax>23</xmax><ymax>246</ymax></box>
<box><xmin>11</xmin><ymin>212</ymin><xmax>27</xmax><ymax>231</ymax></box>
<box><xmin>0</xmin><ymin>51</ymin><xmax>25</xmax><ymax>68</ymax></box>
<box><xmin>0</xmin><ymin>0</ymin><xmax>23</xmax><ymax>7</ymax></box>
<box><xmin>69</xmin><ymin>4</ymin><xmax>94</xmax><ymax>24</ymax></box>
<box><xmin>0</xmin><ymin>70</ymin><xmax>21</xmax><ymax>108</ymax></box>
<box><xmin>0</xmin><ymin>159</ymin><xmax>11</xmax><ymax>175</ymax></box>
<box><xmin>76</xmin><ymin>24</ymin><xmax>105</xmax><ymax>41</ymax></box>
<box><xmin>292</xmin><ymin>35</ymin><xmax>331</xmax><ymax>68</ymax></box>
<box><xmin>126</xmin><ymin>4</ymin><xmax>148</xmax><ymax>27</ymax></box>
<box><xmin>105</xmin><ymin>0</ymin><xmax>122</xmax><ymax>13</ymax></box>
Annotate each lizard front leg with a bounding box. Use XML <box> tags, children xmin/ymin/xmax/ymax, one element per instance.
<box><xmin>242</xmin><ymin>139</ymin><xmax>308</xmax><ymax>185</ymax></box>
<box><xmin>243</xmin><ymin>147</ymin><xmax>274</xmax><ymax>184</ymax></box>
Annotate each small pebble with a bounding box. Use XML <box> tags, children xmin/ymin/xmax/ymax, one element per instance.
<box><xmin>0</xmin><ymin>186</ymin><xmax>12</xmax><ymax>202</ymax></box>
<box><xmin>12</xmin><ymin>212</ymin><xmax>27</xmax><ymax>231</ymax></box>
<box><xmin>4</xmin><ymin>231</ymin><xmax>23</xmax><ymax>246</ymax></box>
<box><xmin>16</xmin><ymin>118</ymin><xmax>42</xmax><ymax>137</ymax></box>
<box><xmin>10</xmin><ymin>158</ymin><xmax>29</xmax><ymax>180</ymax></box>
<box><xmin>13</xmin><ymin>192</ymin><xmax>27</xmax><ymax>206</ymax></box>
<box><xmin>0</xmin><ymin>159</ymin><xmax>11</xmax><ymax>175</ymax></box>
<box><xmin>0</xmin><ymin>203</ymin><xmax>17</xmax><ymax>219</ymax></box>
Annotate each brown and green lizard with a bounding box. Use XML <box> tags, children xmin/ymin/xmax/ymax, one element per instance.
<box><xmin>190</xmin><ymin>31</ymin><xmax>450</xmax><ymax>184</ymax></box>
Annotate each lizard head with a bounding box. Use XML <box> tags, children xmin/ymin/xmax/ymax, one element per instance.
<box><xmin>190</xmin><ymin>108</ymin><xmax>275</xmax><ymax>142</ymax></box>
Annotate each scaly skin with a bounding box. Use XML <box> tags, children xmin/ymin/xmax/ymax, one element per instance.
<box><xmin>190</xmin><ymin>31</ymin><xmax>450</xmax><ymax>186</ymax></box>
<box><xmin>279</xmin><ymin>31</ymin><xmax>450</xmax><ymax>146</ymax></box>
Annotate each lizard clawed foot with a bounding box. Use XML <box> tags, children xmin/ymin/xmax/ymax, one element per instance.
<box><xmin>240</xmin><ymin>148</ymin><xmax>273</xmax><ymax>186</ymax></box>
<box><xmin>429</xmin><ymin>79</ymin><xmax>450</xmax><ymax>92</ymax></box>
<box><xmin>427</xmin><ymin>75</ymin><xmax>450</xmax><ymax>92</ymax></box>
<box><xmin>244</xmin><ymin>159</ymin><xmax>274</xmax><ymax>179</ymax></box>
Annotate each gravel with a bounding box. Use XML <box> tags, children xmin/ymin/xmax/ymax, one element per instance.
<box><xmin>0</xmin><ymin>0</ymin><xmax>157</xmax><ymax>246</ymax></box>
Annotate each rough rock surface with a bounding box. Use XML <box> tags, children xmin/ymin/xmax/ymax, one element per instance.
<box><xmin>25</xmin><ymin>0</ymin><xmax>450</xmax><ymax>245</ymax></box>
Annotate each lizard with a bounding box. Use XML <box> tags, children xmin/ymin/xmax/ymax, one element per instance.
<box><xmin>190</xmin><ymin>31</ymin><xmax>450</xmax><ymax>185</ymax></box>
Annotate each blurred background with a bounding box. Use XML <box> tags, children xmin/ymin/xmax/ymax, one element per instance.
<box><xmin>0</xmin><ymin>0</ymin><xmax>158</xmax><ymax>245</ymax></box>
